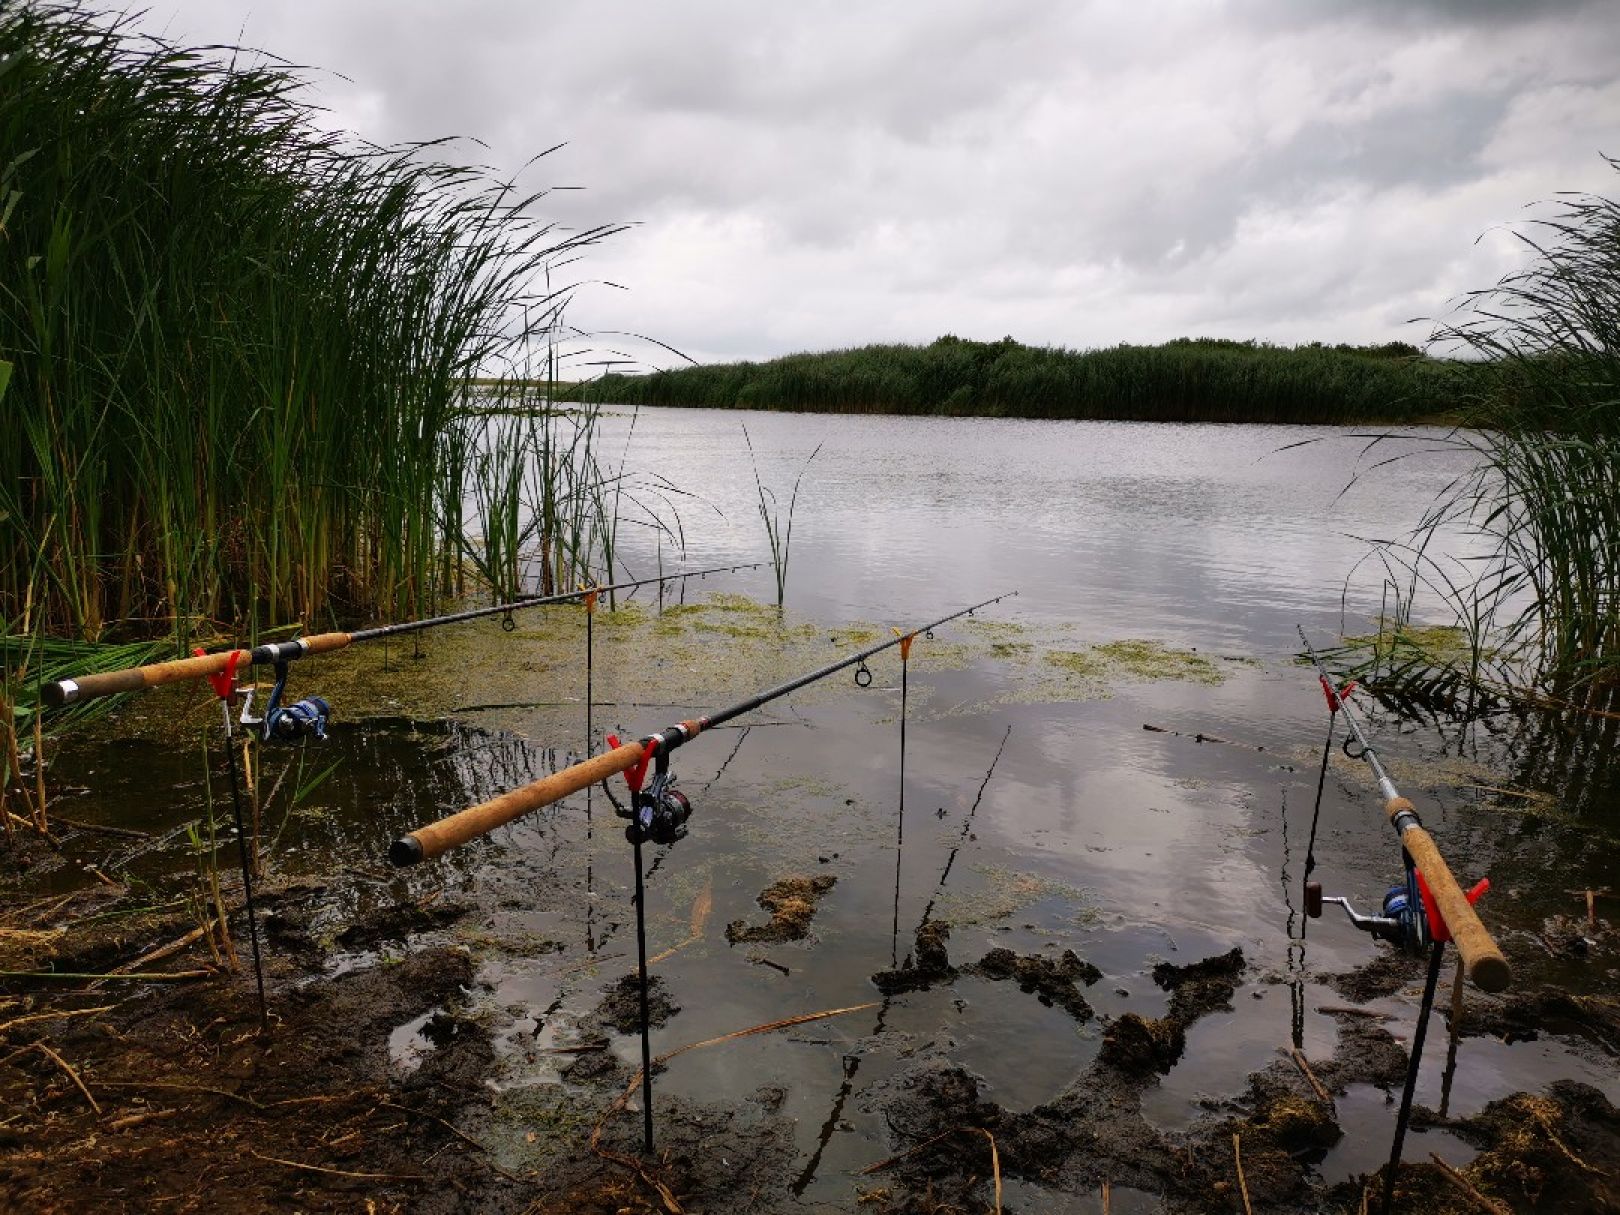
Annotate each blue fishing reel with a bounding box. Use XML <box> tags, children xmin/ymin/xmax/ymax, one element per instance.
<box><xmin>1305</xmin><ymin>868</ymin><xmax>1431</xmax><ymax>954</ymax></box>
<box><xmin>242</xmin><ymin>661</ymin><xmax>331</xmax><ymax>743</ymax></box>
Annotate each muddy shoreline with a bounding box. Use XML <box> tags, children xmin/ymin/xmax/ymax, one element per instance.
<box><xmin>3</xmin><ymin>862</ymin><xmax>1616</xmax><ymax>1213</ymax></box>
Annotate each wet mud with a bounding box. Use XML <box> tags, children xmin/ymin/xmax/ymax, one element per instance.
<box><xmin>588</xmin><ymin>972</ymin><xmax>680</xmax><ymax>1036</ymax></box>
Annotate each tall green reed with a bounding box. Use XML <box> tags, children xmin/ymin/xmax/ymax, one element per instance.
<box><xmin>0</xmin><ymin>4</ymin><xmax>622</xmax><ymax>646</ymax></box>
<box><xmin>742</xmin><ymin>424</ymin><xmax>820</xmax><ymax>608</ymax></box>
<box><xmin>1412</xmin><ymin>166</ymin><xmax>1620</xmax><ymax>712</ymax></box>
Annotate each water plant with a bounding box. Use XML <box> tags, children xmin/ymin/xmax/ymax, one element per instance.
<box><xmin>0</xmin><ymin>4</ymin><xmax>622</xmax><ymax>645</ymax></box>
<box><xmin>1397</xmin><ymin>167</ymin><xmax>1620</xmax><ymax>714</ymax></box>
<box><xmin>743</xmin><ymin>424</ymin><xmax>821</xmax><ymax>608</ymax></box>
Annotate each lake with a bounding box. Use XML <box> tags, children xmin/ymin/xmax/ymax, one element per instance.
<box><xmin>44</xmin><ymin>407</ymin><xmax>1617</xmax><ymax>1210</ymax></box>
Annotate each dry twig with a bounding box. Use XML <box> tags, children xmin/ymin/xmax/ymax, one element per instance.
<box><xmin>1429</xmin><ymin>1153</ymin><xmax>1511</xmax><ymax>1214</ymax></box>
<box><xmin>1232</xmin><ymin>1132</ymin><xmax>1252</xmax><ymax>1215</ymax></box>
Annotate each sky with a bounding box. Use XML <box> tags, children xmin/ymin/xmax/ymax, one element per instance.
<box><xmin>139</xmin><ymin>0</ymin><xmax>1620</xmax><ymax>369</ymax></box>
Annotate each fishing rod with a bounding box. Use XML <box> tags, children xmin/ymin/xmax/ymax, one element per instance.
<box><xmin>1297</xmin><ymin>626</ymin><xmax>1509</xmax><ymax>1215</ymax></box>
<box><xmin>40</xmin><ymin>562</ymin><xmax>764</xmax><ymax>714</ymax></box>
<box><xmin>1295</xmin><ymin>627</ymin><xmax>1508</xmax><ymax>993</ymax></box>
<box><xmin>389</xmin><ymin>588</ymin><xmax>1014</xmax><ymax>1158</ymax></box>
<box><xmin>388</xmin><ymin>590</ymin><xmax>1016</xmax><ymax>866</ymax></box>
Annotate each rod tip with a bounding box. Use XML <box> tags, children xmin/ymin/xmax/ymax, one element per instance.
<box><xmin>388</xmin><ymin>835</ymin><xmax>424</xmax><ymax>867</ymax></box>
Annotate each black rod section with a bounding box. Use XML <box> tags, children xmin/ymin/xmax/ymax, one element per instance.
<box><xmin>1381</xmin><ymin>940</ymin><xmax>1446</xmax><ymax>1214</ymax></box>
<box><xmin>220</xmin><ymin>707</ymin><xmax>267</xmax><ymax>1028</ymax></box>
<box><xmin>347</xmin><ymin>562</ymin><xmax>765</xmax><ymax>644</ymax></box>
<box><xmin>632</xmin><ymin>831</ymin><xmax>656</xmax><ymax>1154</ymax></box>
<box><xmin>696</xmin><ymin>592</ymin><xmax>1016</xmax><ymax>736</ymax></box>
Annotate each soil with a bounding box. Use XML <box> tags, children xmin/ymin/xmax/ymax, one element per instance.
<box><xmin>962</xmin><ymin>946</ymin><xmax>1100</xmax><ymax>1020</ymax></box>
<box><xmin>1451</xmin><ymin>984</ymin><xmax>1620</xmax><ymax>1055</ymax></box>
<box><xmin>586</xmin><ymin>972</ymin><xmax>681</xmax><ymax>1036</ymax></box>
<box><xmin>1323</xmin><ymin>948</ymin><xmax>1425</xmax><ymax>1002</ymax></box>
<box><xmin>871</xmin><ymin>919</ymin><xmax>957</xmax><ymax>995</ymax></box>
<box><xmin>859</xmin><ymin>936</ymin><xmax>1620</xmax><ymax>1215</ymax></box>
<box><xmin>724</xmin><ymin>874</ymin><xmax>837</xmax><ymax>944</ymax></box>
<box><xmin>0</xmin><ymin>878</ymin><xmax>790</xmax><ymax>1214</ymax></box>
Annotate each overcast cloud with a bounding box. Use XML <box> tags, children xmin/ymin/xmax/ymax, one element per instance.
<box><xmin>141</xmin><ymin>1</ymin><xmax>1620</xmax><ymax>367</ymax></box>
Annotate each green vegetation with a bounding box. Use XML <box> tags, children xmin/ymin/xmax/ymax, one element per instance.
<box><xmin>0</xmin><ymin>4</ymin><xmax>619</xmax><ymax>647</ymax></box>
<box><xmin>565</xmin><ymin>336</ymin><xmax>1462</xmax><ymax>423</ymax></box>
<box><xmin>1374</xmin><ymin>166</ymin><xmax>1620</xmax><ymax>716</ymax></box>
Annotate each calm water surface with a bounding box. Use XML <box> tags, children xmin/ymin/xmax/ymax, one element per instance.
<box><xmin>49</xmin><ymin>409</ymin><xmax>1616</xmax><ymax>1209</ymax></box>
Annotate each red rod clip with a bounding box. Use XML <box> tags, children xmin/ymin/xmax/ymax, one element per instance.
<box><xmin>1319</xmin><ymin>674</ymin><xmax>1357</xmax><ymax>714</ymax></box>
<box><xmin>1417</xmin><ymin>872</ymin><xmax>1489</xmax><ymax>944</ymax></box>
<box><xmin>198</xmin><ymin>647</ymin><xmax>242</xmax><ymax>703</ymax></box>
<box><xmin>607</xmin><ymin>733</ymin><xmax>653</xmax><ymax>794</ymax></box>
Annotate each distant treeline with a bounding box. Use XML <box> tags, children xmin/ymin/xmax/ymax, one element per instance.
<box><xmin>566</xmin><ymin>336</ymin><xmax>1468</xmax><ymax>424</ymax></box>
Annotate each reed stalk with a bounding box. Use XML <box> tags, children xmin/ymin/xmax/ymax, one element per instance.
<box><xmin>0</xmin><ymin>4</ymin><xmax>623</xmax><ymax>645</ymax></box>
<box><xmin>742</xmin><ymin>424</ymin><xmax>820</xmax><ymax>608</ymax></box>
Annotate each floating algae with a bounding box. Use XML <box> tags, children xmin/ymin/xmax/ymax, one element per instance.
<box><xmin>1090</xmin><ymin>639</ymin><xmax>1226</xmax><ymax>684</ymax></box>
<box><xmin>725</xmin><ymin>874</ymin><xmax>838</xmax><ymax>943</ymax></box>
<box><xmin>932</xmin><ymin>865</ymin><xmax>1094</xmax><ymax>929</ymax></box>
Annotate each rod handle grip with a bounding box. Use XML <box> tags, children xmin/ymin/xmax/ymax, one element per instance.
<box><xmin>43</xmin><ymin>649</ymin><xmax>252</xmax><ymax>706</ymax></box>
<box><xmin>390</xmin><ymin>741</ymin><xmax>647</xmax><ymax>865</ymax></box>
<box><xmin>1386</xmin><ymin>797</ymin><xmax>1511</xmax><ymax>992</ymax></box>
<box><xmin>40</xmin><ymin>632</ymin><xmax>355</xmax><ymax>707</ymax></box>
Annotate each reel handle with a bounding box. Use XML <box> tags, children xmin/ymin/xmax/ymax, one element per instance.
<box><xmin>1304</xmin><ymin>881</ymin><xmax>1323</xmax><ymax>918</ymax></box>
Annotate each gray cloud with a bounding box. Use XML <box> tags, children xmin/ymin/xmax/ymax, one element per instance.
<box><xmin>138</xmin><ymin>0</ymin><xmax>1620</xmax><ymax>364</ymax></box>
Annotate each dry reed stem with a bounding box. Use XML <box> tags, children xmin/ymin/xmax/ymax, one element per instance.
<box><xmin>972</xmin><ymin>1127</ymin><xmax>1002</xmax><ymax>1214</ymax></box>
<box><xmin>30</xmin><ymin>1041</ymin><xmax>101</xmax><ymax>1114</ymax></box>
<box><xmin>0</xmin><ymin>1003</ymin><xmax>115</xmax><ymax>1034</ymax></box>
<box><xmin>1232</xmin><ymin>1132</ymin><xmax>1252</xmax><ymax>1215</ymax></box>
<box><xmin>0</xmin><ymin>969</ymin><xmax>213</xmax><ymax>982</ymax></box>
<box><xmin>105</xmin><ymin>921</ymin><xmax>214</xmax><ymax>977</ymax></box>
<box><xmin>108</xmin><ymin>1108</ymin><xmax>178</xmax><ymax>1131</ymax></box>
<box><xmin>1429</xmin><ymin>1153</ymin><xmax>1511</xmax><ymax>1214</ymax></box>
<box><xmin>32</xmin><ymin>711</ymin><xmax>46</xmax><ymax>831</ymax></box>
<box><xmin>1289</xmin><ymin>1048</ymin><xmax>1332</xmax><ymax>1102</ymax></box>
<box><xmin>96</xmin><ymin>1078</ymin><xmax>264</xmax><ymax>1108</ymax></box>
<box><xmin>248</xmin><ymin>1148</ymin><xmax>424</xmax><ymax>1182</ymax></box>
<box><xmin>1532</xmin><ymin>1113</ymin><xmax>1608</xmax><ymax>1175</ymax></box>
<box><xmin>648</xmin><ymin>880</ymin><xmax>713</xmax><ymax>966</ymax></box>
<box><xmin>1102</xmin><ymin>1180</ymin><xmax>1111</xmax><ymax>1213</ymax></box>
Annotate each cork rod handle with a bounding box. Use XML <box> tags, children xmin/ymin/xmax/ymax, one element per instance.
<box><xmin>1386</xmin><ymin>797</ymin><xmax>1510</xmax><ymax>993</ymax></box>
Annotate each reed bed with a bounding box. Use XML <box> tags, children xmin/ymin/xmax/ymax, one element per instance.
<box><xmin>0</xmin><ymin>4</ymin><xmax>621</xmax><ymax>649</ymax></box>
<box><xmin>1401</xmin><ymin>167</ymin><xmax>1620</xmax><ymax>714</ymax></box>
<box><xmin>569</xmin><ymin>336</ymin><xmax>1463</xmax><ymax>424</ymax></box>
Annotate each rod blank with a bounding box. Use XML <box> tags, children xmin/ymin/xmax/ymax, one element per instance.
<box><xmin>389</xmin><ymin>591</ymin><xmax>1017</xmax><ymax>866</ymax></box>
<box><xmin>41</xmin><ymin>563</ymin><xmax>762</xmax><ymax>707</ymax></box>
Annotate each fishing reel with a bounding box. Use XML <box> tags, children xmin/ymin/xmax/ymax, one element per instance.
<box><xmin>1306</xmin><ymin>870</ymin><xmax>1430</xmax><ymax>954</ymax></box>
<box><xmin>610</xmin><ymin>739</ymin><xmax>693</xmax><ymax>846</ymax></box>
<box><xmin>626</xmin><ymin>769</ymin><xmax>692</xmax><ymax>846</ymax></box>
<box><xmin>240</xmin><ymin>661</ymin><xmax>331</xmax><ymax>744</ymax></box>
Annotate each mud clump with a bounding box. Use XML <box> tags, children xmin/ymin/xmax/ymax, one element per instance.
<box><xmin>334</xmin><ymin>897</ymin><xmax>472</xmax><ymax>949</ymax></box>
<box><xmin>1100</xmin><ymin>1011</ymin><xmax>1185</xmax><ymax>1074</ymax></box>
<box><xmin>590</xmin><ymin>972</ymin><xmax>680</xmax><ymax>1035</ymax></box>
<box><xmin>872</xmin><ymin>920</ymin><xmax>957</xmax><ymax>994</ymax></box>
<box><xmin>966</xmin><ymin>947</ymin><xmax>1099</xmax><ymax>1021</ymax></box>
<box><xmin>1455</xmin><ymin>1082</ymin><xmax>1620</xmax><ymax>1211</ymax></box>
<box><xmin>1099</xmin><ymin>947</ymin><xmax>1244</xmax><ymax>1075</ymax></box>
<box><xmin>1454</xmin><ymin>985</ymin><xmax>1620</xmax><ymax>1052</ymax></box>
<box><xmin>1323</xmin><ymin>949</ymin><xmax>1423</xmax><ymax>1002</ymax></box>
<box><xmin>725</xmin><ymin>873</ymin><xmax>837</xmax><ymax>944</ymax></box>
